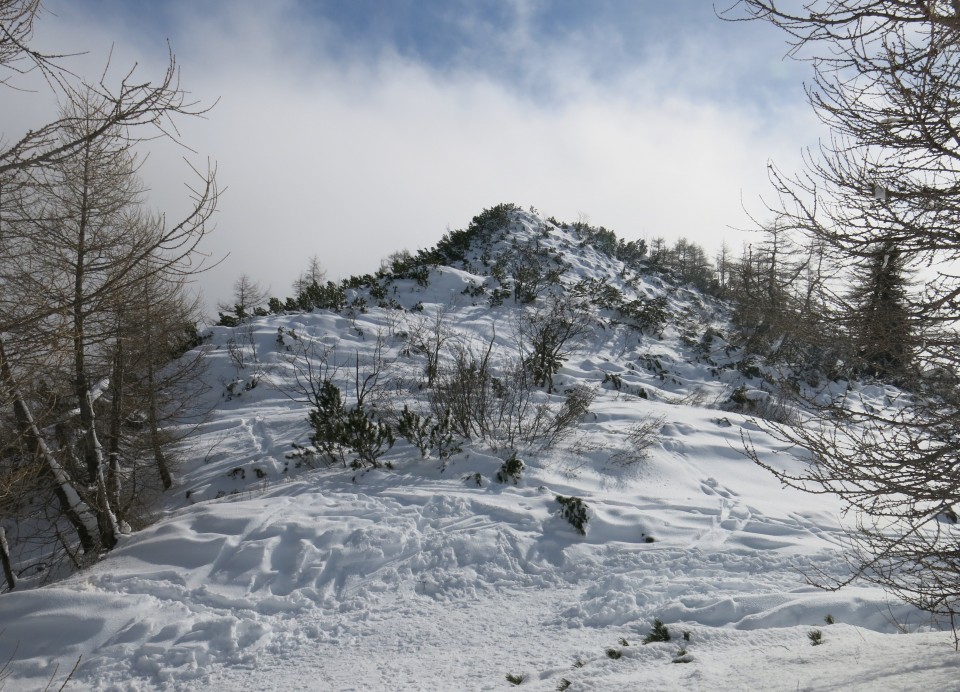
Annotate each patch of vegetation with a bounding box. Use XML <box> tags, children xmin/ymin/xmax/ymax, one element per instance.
<box><xmin>556</xmin><ymin>495</ymin><xmax>589</xmax><ymax>535</ymax></box>
<box><xmin>642</xmin><ymin>618</ymin><xmax>671</xmax><ymax>644</ymax></box>
<box><xmin>609</xmin><ymin>415</ymin><xmax>664</xmax><ymax>466</ymax></box>
<box><xmin>396</xmin><ymin>405</ymin><xmax>461</xmax><ymax>461</ymax></box>
<box><xmin>308</xmin><ymin>380</ymin><xmax>394</xmax><ymax>468</ymax></box>
<box><xmin>496</xmin><ymin>453</ymin><xmax>524</xmax><ymax>484</ymax></box>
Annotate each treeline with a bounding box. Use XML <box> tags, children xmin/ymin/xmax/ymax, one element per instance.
<box><xmin>222</xmin><ymin>199</ymin><xmax>914</xmax><ymax>388</ymax></box>
<box><xmin>0</xmin><ymin>3</ymin><xmax>217</xmax><ymax>588</ymax></box>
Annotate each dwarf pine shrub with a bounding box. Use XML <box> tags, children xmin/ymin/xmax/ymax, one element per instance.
<box><xmin>397</xmin><ymin>405</ymin><xmax>431</xmax><ymax>457</ymax></box>
<box><xmin>397</xmin><ymin>405</ymin><xmax>462</xmax><ymax>461</ymax></box>
<box><xmin>497</xmin><ymin>453</ymin><xmax>524</xmax><ymax>483</ymax></box>
<box><xmin>642</xmin><ymin>618</ymin><xmax>671</xmax><ymax>644</ymax></box>
<box><xmin>556</xmin><ymin>495</ymin><xmax>588</xmax><ymax>535</ymax></box>
<box><xmin>308</xmin><ymin>379</ymin><xmax>394</xmax><ymax>467</ymax></box>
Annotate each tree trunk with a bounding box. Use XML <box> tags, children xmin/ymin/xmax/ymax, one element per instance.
<box><xmin>0</xmin><ymin>526</ymin><xmax>15</xmax><ymax>591</ymax></box>
<box><xmin>142</xmin><ymin>281</ymin><xmax>173</xmax><ymax>490</ymax></box>
<box><xmin>107</xmin><ymin>331</ymin><xmax>124</xmax><ymax>513</ymax></box>
<box><xmin>82</xmin><ymin>388</ymin><xmax>119</xmax><ymax>550</ymax></box>
<box><xmin>0</xmin><ymin>336</ymin><xmax>99</xmax><ymax>554</ymax></box>
<box><xmin>72</xmin><ymin>139</ymin><xmax>118</xmax><ymax>550</ymax></box>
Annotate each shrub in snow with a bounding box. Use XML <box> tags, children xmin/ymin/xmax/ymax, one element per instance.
<box><xmin>342</xmin><ymin>406</ymin><xmax>394</xmax><ymax>468</ymax></box>
<box><xmin>808</xmin><ymin>629</ymin><xmax>824</xmax><ymax>646</ymax></box>
<box><xmin>429</xmin><ymin>336</ymin><xmax>595</xmax><ymax>450</ymax></box>
<box><xmin>308</xmin><ymin>380</ymin><xmax>350</xmax><ymax>463</ymax></box>
<box><xmin>619</xmin><ymin>295</ymin><xmax>669</xmax><ymax>336</ymax></box>
<box><xmin>217</xmin><ymin>311</ymin><xmax>239</xmax><ymax>327</ymax></box>
<box><xmin>505</xmin><ymin>673</ymin><xmax>525</xmax><ymax>685</ymax></box>
<box><xmin>396</xmin><ymin>405</ymin><xmax>430</xmax><ymax>457</ymax></box>
<box><xmin>672</xmin><ymin>647</ymin><xmax>694</xmax><ymax>663</ymax></box>
<box><xmin>489</xmin><ymin>286</ymin><xmax>512</xmax><ymax>307</ymax></box>
<box><xmin>508</xmin><ymin>243</ymin><xmax>564</xmax><ymax>304</ymax></box>
<box><xmin>570</xmin><ymin>276</ymin><xmax>624</xmax><ymax>311</ymax></box>
<box><xmin>518</xmin><ymin>296</ymin><xmax>592</xmax><ymax>393</ymax></box>
<box><xmin>726</xmin><ymin>385</ymin><xmax>795</xmax><ymax>424</ymax></box>
<box><xmin>601</xmin><ymin>372</ymin><xmax>623</xmax><ymax>391</ymax></box>
<box><xmin>555</xmin><ymin>494</ymin><xmax>588</xmax><ymax>535</ymax></box>
<box><xmin>609</xmin><ymin>415</ymin><xmax>665</xmax><ymax>466</ymax></box>
<box><xmin>396</xmin><ymin>405</ymin><xmax>461</xmax><ymax>462</ymax></box>
<box><xmin>556</xmin><ymin>679</ymin><xmax>571</xmax><ymax>691</ymax></box>
<box><xmin>824</xmin><ymin>614</ymin><xmax>835</xmax><ymax>625</ymax></box>
<box><xmin>605</xmin><ymin>648</ymin><xmax>622</xmax><ymax>660</ymax></box>
<box><xmin>296</xmin><ymin>280</ymin><xmax>346</xmax><ymax>312</ymax></box>
<box><xmin>308</xmin><ymin>379</ymin><xmax>394</xmax><ymax>468</ymax></box>
<box><xmin>496</xmin><ymin>453</ymin><xmax>524</xmax><ymax>484</ymax></box>
<box><xmin>642</xmin><ymin>618</ymin><xmax>671</xmax><ymax>644</ymax></box>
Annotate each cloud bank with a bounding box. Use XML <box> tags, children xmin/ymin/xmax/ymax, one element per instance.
<box><xmin>8</xmin><ymin>0</ymin><xmax>823</xmax><ymax>310</ymax></box>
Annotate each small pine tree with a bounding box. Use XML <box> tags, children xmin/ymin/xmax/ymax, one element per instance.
<box><xmin>308</xmin><ymin>380</ymin><xmax>394</xmax><ymax>467</ymax></box>
<box><xmin>847</xmin><ymin>238</ymin><xmax>915</xmax><ymax>380</ymax></box>
<box><xmin>556</xmin><ymin>495</ymin><xmax>588</xmax><ymax>535</ymax></box>
<box><xmin>497</xmin><ymin>454</ymin><xmax>524</xmax><ymax>483</ymax></box>
<box><xmin>642</xmin><ymin>618</ymin><xmax>671</xmax><ymax>644</ymax></box>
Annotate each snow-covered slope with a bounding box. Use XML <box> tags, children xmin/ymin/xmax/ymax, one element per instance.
<box><xmin>1</xmin><ymin>207</ymin><xmax>957</xmax><ymax>690</ymax></box>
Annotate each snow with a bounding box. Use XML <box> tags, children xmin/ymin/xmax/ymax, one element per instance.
<box><xmin>1</xmin><ymin>209</ymin><xmax>957</xmax><ymax>690</ymax></box>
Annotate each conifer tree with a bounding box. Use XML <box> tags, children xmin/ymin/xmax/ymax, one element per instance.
<box><xmin>847</xmin><ymin>239</ymin><xmax>915</xmax><ymax>379</ymax></box>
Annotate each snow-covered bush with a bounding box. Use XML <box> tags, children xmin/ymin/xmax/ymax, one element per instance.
<box><xmin>618</xmin><ymin>296</ymin><xmax>668</xmax><ymax>336</ymax></box>
<box><xmin>495</xmin><ymin>453</ymin><xmax>524</xmax><ymax>484</ymax></box>
<box><xmin>642</xmin><ymin>618</ymin><xmax>671</xmax><ymax>644</ymax></box>
<box><xmin>556</xmin><ymin>495</ymin><xmax>589</xmax><ymax>535</ymax></box>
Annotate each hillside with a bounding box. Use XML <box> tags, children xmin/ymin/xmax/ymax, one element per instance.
<box><xmin>1</xmin><ymin>206</ymin><xmax>958</xmax><ymax>690</ymax></box>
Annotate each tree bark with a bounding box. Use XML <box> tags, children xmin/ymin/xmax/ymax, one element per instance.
<box><xmin>0</xmin><ymin>526</ymin><xmax>15</xmax><ymax>591</ymax></box>
<box><xmin>107</xmin><ymin>329</ymin><xmax>124</xmax><ymax>513</ymax></box>
<box><xmin>0</xmin><ymin>336</ymin><xmax>98</xmax><ymax>554</ymax></box>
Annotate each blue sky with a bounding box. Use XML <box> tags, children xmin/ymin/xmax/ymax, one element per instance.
<box><xmin>12</xmin><ymin>0</ymin><xmax>821</xmax><ymax>309</ymax></box>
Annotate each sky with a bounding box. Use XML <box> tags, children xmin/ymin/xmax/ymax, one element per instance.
<box><xmin>4</xmin><ymin>0</ymin><xmax>823</xmax><ymax>313</ymax></box>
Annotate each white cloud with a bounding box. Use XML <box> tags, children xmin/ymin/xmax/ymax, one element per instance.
<box><xmin>8</xmin><ymin>1</ymin><xmax>824</xmax><ymax>313</ymax></box>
